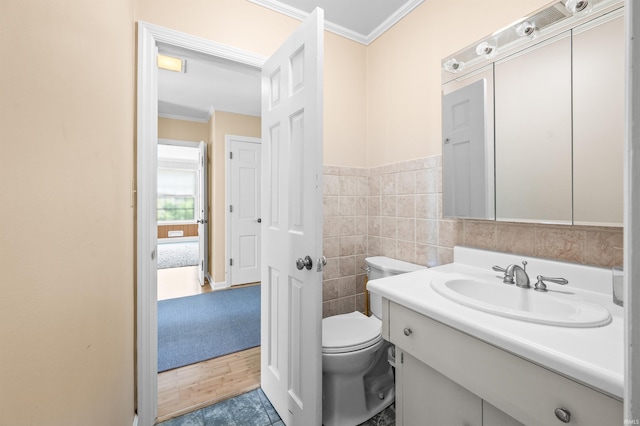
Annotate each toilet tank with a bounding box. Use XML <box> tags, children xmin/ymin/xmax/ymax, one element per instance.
<box><xmin>365</xmin><ymin>256</ymin><xmax>425</xmax><ymax>318</ymax></box>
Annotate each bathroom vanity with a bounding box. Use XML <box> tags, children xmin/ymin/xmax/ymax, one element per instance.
<box><xmin>368</xmin><ymin>247</ymin><xmax>623</xmax><ymax>425</ymax></box>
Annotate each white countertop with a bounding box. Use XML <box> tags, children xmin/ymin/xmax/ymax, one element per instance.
<box><xmin>367</xmin><ymin>247</ymin><xmax>624</xmax><ymax>399</ymax></box>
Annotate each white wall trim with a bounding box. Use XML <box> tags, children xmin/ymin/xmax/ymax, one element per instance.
<box><xmin>158</xmin><ymin>112</ymin><xmax>211</xmax><ymax>123</ymax></box>
<box><xmin>136</xmin><ymin>21</ymin><xmax>265</xmax><ymax>426</ymax></box>
<box><xmin>247</xmin><ymin>0</ymin><xmax>424</xmax><ymax>45</ymax></box>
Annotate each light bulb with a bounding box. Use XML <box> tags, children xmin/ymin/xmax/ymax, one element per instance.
<box><xmin>516</xmin><ymin>21</ymin><xmax>538</xmax><ymax>38</ymax></box>
<box><xmin>565</xmin><ymin>0</ymin><xmax>592</xmax><ymax>15</ymax></box>
<box><xmin>443</xmin><ymin>58</ymin><xmax>464</xmax><ymax>73</ymax></box>
<box><xmin>476</xmin><ymin>41</ymin><xmax>497</xmax><ymax>58</ymax></box>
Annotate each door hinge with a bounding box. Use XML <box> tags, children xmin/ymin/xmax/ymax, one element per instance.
<box><xmin>400</xmin><ymin>352</ymin><xmax>404</xmax><ymax>364</ymax></box>
<box><xmin>230</xmin><ymin>152</ymin><xmax>233</xmax><ymax>159</ymax></box>
<box><xmin>230</xmin><ymin>258</ymin><xmax>234</xmax><ymax>266</ymax></box>
<box><xmin>229</xmin><ymin>205</ymin><xmax>233</xmax><ymax>213</ymax></box>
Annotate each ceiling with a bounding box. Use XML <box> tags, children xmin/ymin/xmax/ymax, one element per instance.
<box><xmin>158</xmin><ymin>0</ymin><xmax>423</xmax><ymax>122</ymax></box>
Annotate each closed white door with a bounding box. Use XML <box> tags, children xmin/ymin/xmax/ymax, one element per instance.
<box><xmin>260</xmin><ymin>8</ymin><xmax>324</xmax><ymax>426</ymax></box>
<box><xmin>197</xmin><ymin>141</ymin><xmax>208</xmax><ymax>285</ymax></box>
<box><xmin>228</xmin><ymin>135</ymin><xmax>262</xmax><ymax>286</ymax></box>
<box><xmin>442</xmin><ymin>78</ymin><xmax>488</xmax><ymax>219</ymax></box>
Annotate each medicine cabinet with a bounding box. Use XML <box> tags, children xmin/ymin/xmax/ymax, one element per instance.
<box><xmin>441</xmin><ymin>0</ymin><xmax>624</xmax><ymax>226</ymax></box>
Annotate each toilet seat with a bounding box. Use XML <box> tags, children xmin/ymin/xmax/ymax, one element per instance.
<box><xmin>322</xmin><ymin>311</ymin><xmax>382</xmax><ymax>354</ymax></box>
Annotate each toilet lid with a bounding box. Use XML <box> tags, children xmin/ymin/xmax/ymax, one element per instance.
<box><xmin>322</xmin><ymin>311</ymin><xmax>382</xmax><ymax>354</ymax></box>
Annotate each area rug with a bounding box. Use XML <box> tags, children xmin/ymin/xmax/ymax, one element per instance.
<box><xmin>158</xmin><ymin>285</ymin><xmax>261</xmax><ymax>372</ymax></box>
<box><xmin>157</xmin><ymin>241</ymin><xmax>198</xmax><ymax>269</ymax></box>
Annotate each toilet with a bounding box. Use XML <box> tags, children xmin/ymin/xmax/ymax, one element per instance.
<box><xmin>322</xmin><ymin>256</ymin><xmax>425</xmax><ymax>426</ymax></box>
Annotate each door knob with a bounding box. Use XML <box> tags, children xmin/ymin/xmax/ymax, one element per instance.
<box><xmin>296</xmin><ymin>256</ymin><xmax>313</xmax><ymax>271</ymax></box>
<box><xmin>257</xmin><ymin>218</ymin><xmax>262</xmax><ymax>223</ymax></box>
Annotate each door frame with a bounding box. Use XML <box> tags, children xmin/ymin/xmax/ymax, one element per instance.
<box><xmin>136</xmin><ymin>21</ymin><xmax>265</xmax><ymax>426</ymax></box>
<box><xmin>225</xmin><ymin>135</ymin><xmax>262</xmax><ymax>288</ymax></box>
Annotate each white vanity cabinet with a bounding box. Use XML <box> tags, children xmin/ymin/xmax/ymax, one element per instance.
<box><xmin>385</xmin><ymin>300</ymin><xmax>623</xmax><ymax>426</ymax></box>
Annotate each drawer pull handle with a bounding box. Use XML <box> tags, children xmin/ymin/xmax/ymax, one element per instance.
<box><xmin>403</xmin><ymin>328</ymin><xmax>412</xmax><ymax>336</ymax></box>
<box><xmin>554</xmin><ymin>407</ymin><xmax>571</xmax><ymax>423</ymax></box>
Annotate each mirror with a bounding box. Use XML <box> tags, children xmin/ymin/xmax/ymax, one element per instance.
<box><xmin>441</xmin><ymin>1</ymin><xmax>624</xmax><ymax>227</ymax></box>
<box><xmin>495</xmin><ymin>32</ymin><xmax>573</xmax><ymax>224</ymax></box>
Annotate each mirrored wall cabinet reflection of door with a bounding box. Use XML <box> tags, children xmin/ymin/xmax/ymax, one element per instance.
<box><xmin>441</xmin><ymin>0</ymin><xmax>624</xmax><ymax>227</ymax></box>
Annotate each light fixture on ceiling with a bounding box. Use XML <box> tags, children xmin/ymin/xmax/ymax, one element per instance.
<box><xmin>157</xmin><ymin>54</ymin><xmax>185</xmax><ymax>72</ymax></box>
<box><xmin>565</xmin><ymin>0</ymin><xmax>592</xmax><ymax>16</ymax></box>
<box><xmin>443</xmin><ymin>58</ymin><xmax>464</xmax><ymax>73</ymax></box>
<box><xmin>475</xmin><ymin>41</ymin><xmax>497</xmax><ymax>58</ymax></box>
<box><xmin>515</xmin><ymin>21</ymin><xmax>538</xmax><ymax>38</ymax></box>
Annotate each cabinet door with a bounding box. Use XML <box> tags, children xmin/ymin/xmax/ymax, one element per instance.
<box><xmin>397</xmin><ymin>350</ymin><xmax>482</xmax><ymax>426</ymax></box>
<box><xmin>495</xmin><ymin>32</ymin><xmax>572</xmax><ymax>224</ymax></box>
<box><xmin>573</xmin><ymin>11</ymin><xmax>624</xmax><ymax>226</ymax></box>
<box><xmin>483</xmin><ymin>401</ymin><xmax>524</xmax><ymax>426</ymax></box>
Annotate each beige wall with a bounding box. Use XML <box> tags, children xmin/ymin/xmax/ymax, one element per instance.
<box><xmin>158</xmin><ymin>116</ymin><xmax>210</xmax><ymax>143</ymax></box>
<box><xmin>135</xmin><ymin>0</ymin><xmax>368</xmax><ymax>169</ymax></box>
<box><xmin>366</xmin><ymin>0</ymin><xmax>550</xmax><ymax>167</ymax></box>
<box><xmin>210</xmin><ymin>111</ymin><xmax>261</xmax><ymax>283</ymax></box>
<box><xmin>0</xmin><ymin>1</ymin><xmax>135</xmax><ymax>425</ymax></box>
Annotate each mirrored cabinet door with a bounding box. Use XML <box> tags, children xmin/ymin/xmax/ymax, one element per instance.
<box><xmin>573</xmin><ymin>11</ymin><xmax>624</xmax><ymax>227</ymax></box>
<box><xmin>494</xmin><ymin>32</ymin><xmax>573</xmax><ymax>224</ymax></box>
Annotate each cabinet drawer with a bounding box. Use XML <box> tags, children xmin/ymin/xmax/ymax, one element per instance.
<box><xmin>388</xmin><ymin>302</ymin><xmax>622</xmax><ymax>426</ymax></box>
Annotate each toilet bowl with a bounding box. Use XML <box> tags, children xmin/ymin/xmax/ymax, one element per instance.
<box><xmin>322</xmin><ymin>256</ymin><xmax>425</xmax><ymax>426</ymax></box>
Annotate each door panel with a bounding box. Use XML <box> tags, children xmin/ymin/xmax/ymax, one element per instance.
<box><xmin>260</xmin><ymin>8</ymin><xmax>324</xmax><ymax>426</ymax></box>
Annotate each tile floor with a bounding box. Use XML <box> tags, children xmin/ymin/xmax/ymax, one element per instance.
<box><xmin>156</xmin><ymin>388</ymin><xmax>396</xmax><ymax>426</ymax></box>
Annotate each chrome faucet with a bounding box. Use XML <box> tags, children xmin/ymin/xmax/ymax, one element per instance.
<box><xmin>493</xmin><ymin>261</ymin><xmax>530</xmax><ymax>288</ymax></box>
<box><xmin>493</xmin><ymin>261</ymin><xmax>569</xmax><ymax>291</ymax></box>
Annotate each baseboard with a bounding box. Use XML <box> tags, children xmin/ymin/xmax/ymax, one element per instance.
<box><xmin>212</xmin><ymin>281</ymin><xmax>229</xmax><ymax>290</ymax></box>
<box><xmin>158</xmin><ymin>236</ymin><xmax>198</xmax><ymax>244</ymax></box>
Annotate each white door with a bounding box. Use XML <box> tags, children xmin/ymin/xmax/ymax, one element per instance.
<box><xmin>442</xmin><ymin>79</ymin><xmax>488</xmax><ymax>219</ymax></box>
<box><xmin>260</xmin><ymin>8</ymin><xmax>324</xmax><ymax>426</ymax></box>
<box><xmin>197</xmin><ymin>141</ymin><xmax>208</xmax><ymax>286</ymax></box>
<box><xmin>228</xmin><ymin>135</ymin><xmax>262</xmax><ymax>286</ymax></box>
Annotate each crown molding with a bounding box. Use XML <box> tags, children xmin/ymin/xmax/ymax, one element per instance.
<box><xmin>247</xmin><ymin>0</ymin><xmax>424</xmax><ymax>45</ymax></box>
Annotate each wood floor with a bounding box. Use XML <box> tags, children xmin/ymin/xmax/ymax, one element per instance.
<box><xmin>156</xmin><ymin>266</ymin><xmax>261</xmax><ymax>423</ymax></box>
<box><xmin>157</xmin><ymin>265</ymin><xmax>211</xmax><ymax>301</ymax></box>
<box><xmin>157</xmin><ymin>346</ymin><xmax>261</xmax><ymax>423</ymax></box>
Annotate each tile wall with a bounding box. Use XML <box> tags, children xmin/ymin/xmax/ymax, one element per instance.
<box><xmin>322</xmin><ymin>156</ymin><xmax>624</xmax><ymax>318</ymax></box>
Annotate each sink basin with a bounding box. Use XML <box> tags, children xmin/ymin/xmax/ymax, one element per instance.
<box><xmin>431</xmin><ymin>278</ymin><xmax>611</xmax><ymax>327</ymax></box>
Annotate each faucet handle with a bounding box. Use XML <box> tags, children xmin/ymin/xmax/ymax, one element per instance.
<box><xmin>534</xmin><ymin>275</ymin><xmax>569</xmax><ymax>292</ymax></box>
<box><xmin>492</xmin><ymin>265</ymin><xmax>507</xmax><ymax>273</ymax></box>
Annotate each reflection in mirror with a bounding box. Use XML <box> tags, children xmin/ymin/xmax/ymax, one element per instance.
<box><xmin>442</xmin><ymin>65</ymin><xmax>494</xmax><ymax>220</ymax></box>
<box><xmin>495</xmin><ymin>32</ymin><xmax>572</xmax><ymax>224</ymax></box>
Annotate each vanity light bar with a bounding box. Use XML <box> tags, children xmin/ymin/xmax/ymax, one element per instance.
<box><xmin>442</xmin><ymin>0</ymin><xmax>621</xmax><ymax>74</ymax></box>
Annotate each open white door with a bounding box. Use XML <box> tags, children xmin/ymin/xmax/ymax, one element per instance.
<box><xmin>260</xmin><ymin>8</ymin><xmax>324</xmax><ymax>426</ymax></box>
<box><xmin>227</xmin><ymin>135</ymin><xmax>262</xmax><ymax>286</ymax></box>
<box><xmin>197</xmin><ymin>141</ymin><xmax>208</xmax><ymax>286</ymax></box>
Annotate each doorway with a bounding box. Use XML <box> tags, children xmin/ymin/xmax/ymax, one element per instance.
<box><xmin>136</xmin><ymin>22</ymin><xmax>266</xmax><ymax>425</ymax></box>
<box><xmin>156</xmin><ymin>140</ymin><xmax>210</xmax><ymax>301</ymax></box>
<box><xmin>137</xmin><ymin>15</ymin><xmax>324</xmax><ymax>425</ymax></box>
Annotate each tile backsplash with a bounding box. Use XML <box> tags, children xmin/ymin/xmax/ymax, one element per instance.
<box><xmin>322</xmin><ymin>156</ymin><xmax>623</xmax><ymax>318</ymax></box>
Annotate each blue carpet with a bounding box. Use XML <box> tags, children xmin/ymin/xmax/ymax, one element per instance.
<box><xmin>158</xmin><ymin>286</ymin><xmax>261</xmax><ymax>372</ymax></box>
